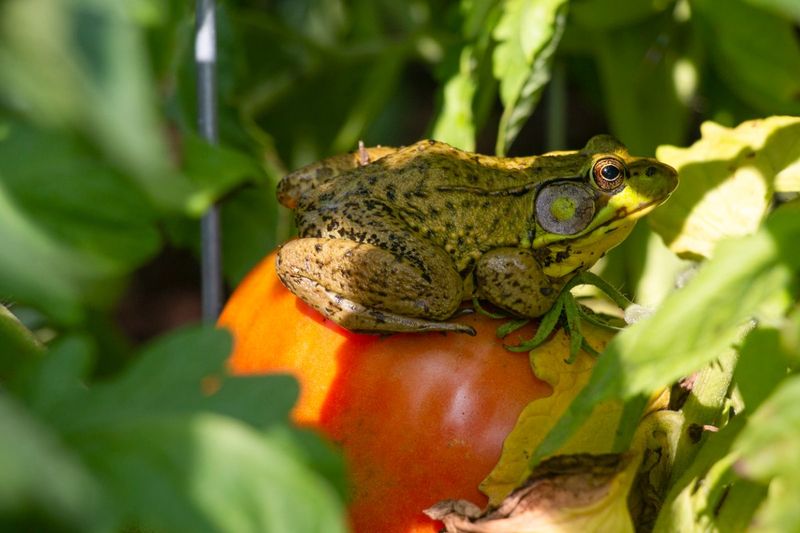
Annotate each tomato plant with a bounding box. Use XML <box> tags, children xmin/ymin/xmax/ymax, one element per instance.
<box><xmin>220</xmin><ymin>251</ymin><xmax>612</xmax><ymax>532</ymax></box>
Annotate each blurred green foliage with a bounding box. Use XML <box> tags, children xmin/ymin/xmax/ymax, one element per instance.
<box><xmin>0</xmin><ymin>0</ymin><xmax>799</xmax><ymax>530</ymax></box>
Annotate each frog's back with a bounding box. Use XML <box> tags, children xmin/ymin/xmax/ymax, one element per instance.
<box><xmin>280</xmin><ymin>141</ymin><xmax>542</xmax><ymax>206</ymax></box>
<box><xmin>277</xmin><ymin>146</ymin><xmax>399</xmax><ymax>209</ymax></box>
<box><xmin>293</xmin><ymin>142</ymin><xmax>542</xmax><ymax>270</ymax></box>
<box><xmin>371</xmin><ymin>140</ymin><xmax>535</xmax><ymax>190</ymax></box>
<box><xmin>281</xmin><ymin>140</ymin><xmax>588</xmax><ymax>272</ymax></box>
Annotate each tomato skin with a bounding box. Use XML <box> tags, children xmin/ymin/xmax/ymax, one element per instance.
<box><xmin>219</xmin><ymin>252</ymin><xmax>552</xmax><ymax>533</ymax></box>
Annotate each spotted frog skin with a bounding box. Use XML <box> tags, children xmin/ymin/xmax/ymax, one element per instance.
<box><xmin>276</xmin><ymin>136</ymin><xmax>677</xmax><ymax>335</ymax></box>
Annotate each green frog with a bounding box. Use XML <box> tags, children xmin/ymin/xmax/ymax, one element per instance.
<box><xmin>276</xmin><ymin>135</ymin><xmax>677</xmax><ymax>336</ymax></box>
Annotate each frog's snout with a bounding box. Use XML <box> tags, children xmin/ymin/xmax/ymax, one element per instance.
<box><xmin>658</xmin><ymin>162</ymin><xmax>679</xmax><ymax>194</ymax></box>
<box><xmin>628</xmin><ymin>159</ymin><xmax>678</xmax><ymax>198</ymax></box>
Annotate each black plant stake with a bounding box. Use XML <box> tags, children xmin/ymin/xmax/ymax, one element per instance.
<box><xmin>195</xmin><ymin>0</ymin><xmax>223</xmax><ymax>322</ymax></box>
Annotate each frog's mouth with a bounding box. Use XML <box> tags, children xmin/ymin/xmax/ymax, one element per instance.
<box><xmin>596</xmin><ymin>197</ymin><xmax>666</xmax><ymax>226</ymax></box>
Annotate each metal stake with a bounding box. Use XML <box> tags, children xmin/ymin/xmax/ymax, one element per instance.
<box><xmin>195</xmin><ymin>0</ymin><xmax>223</xmax><ymax>321</ymax></box>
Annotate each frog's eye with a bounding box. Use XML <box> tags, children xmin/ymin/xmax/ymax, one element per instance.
<box><xmin>592</xmin><ymin>158</ymin><xmax>626</xmax><ymax>192</ymax></box>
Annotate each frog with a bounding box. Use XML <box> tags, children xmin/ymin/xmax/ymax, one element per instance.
<box><xmin>275</xmin><ymin>135</ymin><xmax>677</xmax><ymax>336</ymax></box>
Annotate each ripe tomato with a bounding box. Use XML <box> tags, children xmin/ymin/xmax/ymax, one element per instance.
<box><xmin>220</xmin><ymin>252</ymin><xmax>567</xmax><ymax>532</ymax></box>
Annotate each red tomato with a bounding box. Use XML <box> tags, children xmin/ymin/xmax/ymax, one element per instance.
<box><xmin>219</xmin><ymin>252</ymin><xmax>554</xmax><ymax>532</ymax></box>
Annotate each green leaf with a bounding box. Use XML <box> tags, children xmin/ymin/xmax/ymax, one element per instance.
<box><xmin>592</xmin><ymin>14</ymin><xmax>690</xmax><ymax>154</ymax></box>
<box><xmin>430</xmin><ymin>0</ymin><xmax>501</xmax><ymax>151</ymax></box>
<box><xmin>653</xmin><ymin>116</ymin><xmax>800</xmax><ymax>259</ymax></box>
<box><xmin>182</xmin><ymin>133</ymin><xmax>265</xmax><ymax>208</ymax></box>
<box><xmin>165</xmin><ymin>184</ymin><xmax>281</xmax><ymax>285</ymax></box>
<box><xmin>734</xmin><ymin>328</ymin><xmax>792</xmax><ymax>413</ymax></box>
<box><xmin>596</xmin><ymin>224</ymin><xmax>691</xmax><ymax>308</ymax></box>
<box><xmin>263</xmin><ymin>424</ymin><xmax>349</xmax><ymax>501</ymax></box>
<box><xmin>12</xmin><ymin>335</ymin><xmax>93</xmax><ymax>415</ymax></box>
<box><xmin>0</xmin><ymin>178</ymin><xmax>116</xmax><ymax>324</ymax></box>
<box><xmin>0</xmin><ymin>305</ymin><xmax>44</xmax><ymax>379</ymax></box>
<box><xmin>46</xmin><ymin>326</ymin><xmax>299</xmax><ymax>433</ymax></box>
<box><xmin>493</xmin><ymin>0</ymin><xmax>568</xmax><ymax>155</ymax></box>
<box><xmin>431</xmin><ymin>46</ymin><xmax>481</xmax><ymax>151</ymax></box>
<box><xmin>653</xmin><ymin>421</ymin><xmax>767</xmax><ymax>533</ymax></box>
<box><xmin>693</xmin><ymin>0</ymin><xmax>800</xmax><ymax>116</ymax></box>
<box><xmin>0</xmin><ymin>122</ymin><xmax>161</xmax><ymax>267</ymax></box>
<box><xmin>782</xmin><ymin>305</ymin><xmax>800</xmax><ymax>367</ymax></box>
<box><xmin>0</xmin><ymin>395</ymin><xmax>112</xmax><ymax>532</ymax></box>
<box><xmin>744</xmin><ymin>0</ymin><xmax>800</xmax><ymax>21</ymax></box>
<box><xmin>652</xmin><ymin>417</ymin><xmax>748</xmax><ymax>532</ymax></box>
<box><xmin>5</xmin><ymin>325</ymin><xmax>345</xmax><ymax>531</ymax></box>
<box><xmin>125</xmin><ymin>0</ymin><xmax>171</xmax><ymax>26</ymax></box>
<box><xmin>74</xmin><ymin>414</ymin><xmax>347</xmax><ymax>533</ymax></box>
<box><xmin>220</xmin><ymin>186</ymin><xmax>282</xmax><ymax>284</ymax></box>
<box><xmin>569</xmin><ymin>0</ymin><xmax>675</xmax><ymax>29</ymax></box>
<box><xmin>533</xmin><ymin>204</ymin><xmax>800</xmax><ymax>462</ymax></box>
<box><xmin>713</xmin><ymin>479</ymin><xmax>769</xmax><ymax>533</ymax></box>
<box><xmin>0</xmin><ymin>123</ymin><xmax>162</xmax><ymax>322</ymax></box>
<box><xmin>0</xmin><ymin>0</ymin><xmax>195</xmax><ymax>211</ymax></box>
<box><xmin>330</xmin><ymin>49</ymin><xmax>406</xmax><ymax>153</ymax></box>
<box><xmin>667</xmin><ymin>347</ymin><xmax>738</xmax><ymax>483</ymax></box>
<box><xmin>733</xmin><ymin>374</ymin><xmax>800</xmax><ymax>531</ymax></box>
<box><xmin>734</xmin><ymin>374</ymin><xmax>800</xmax><ymax>481</ymax></box>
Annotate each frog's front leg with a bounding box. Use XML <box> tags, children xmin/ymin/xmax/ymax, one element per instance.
<box><xmin>475</xmin><ymin>248</ymin><xmax>568</xmax><ymax>318</ymax></box>
<box><xmin>276</xmin><ymin>238</ymin><xmax>475</xmax><ymax>334</ymax></box>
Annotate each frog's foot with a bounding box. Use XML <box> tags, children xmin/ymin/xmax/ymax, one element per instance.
<box><xmin>503</xmin><ymin>271</ymin><xmax>632</xmax><ymax>362</ymax></box>
<box><xmin>281</xmin><ymin>275</ymin><xmax>476</xmax><ymax>335</ymax></box>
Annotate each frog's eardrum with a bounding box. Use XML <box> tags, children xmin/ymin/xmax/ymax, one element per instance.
<box><xmin>535</xmin><ymin>182</ymin><xmax>596</xmax><ymax>235</ymax></box>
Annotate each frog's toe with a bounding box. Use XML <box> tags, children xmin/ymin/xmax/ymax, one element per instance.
<box><xmin>334</xmin><ymin>292</ymin><xmax>477</xmax><ymax>335</ymax></box>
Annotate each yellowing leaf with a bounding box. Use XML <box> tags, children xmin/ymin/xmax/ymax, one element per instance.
<box><xmin>652</xmin><ymin>116</ymin><xmax>800</xmax><ymax>259</ymax></box>
<box><xmin>480</xmin><ymin>325</ymin><xmax>622</xmax><ymax>505</ymax></box>
<box><xmin>431</xmin><ymin>410</ymin><xmax>683</xmax><ymax>532</ymax></box>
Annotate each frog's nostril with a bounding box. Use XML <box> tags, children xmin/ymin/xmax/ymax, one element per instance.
<box><xmin>646</xmin><ymin>166</ymin><xmax>657</xmax><ymax>177</ymax></box>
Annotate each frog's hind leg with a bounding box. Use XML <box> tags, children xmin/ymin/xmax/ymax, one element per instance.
<box><xmin>276</xmin><ymin>238</ymin><xmax>474</xmax><ymax>335</ymax></box>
